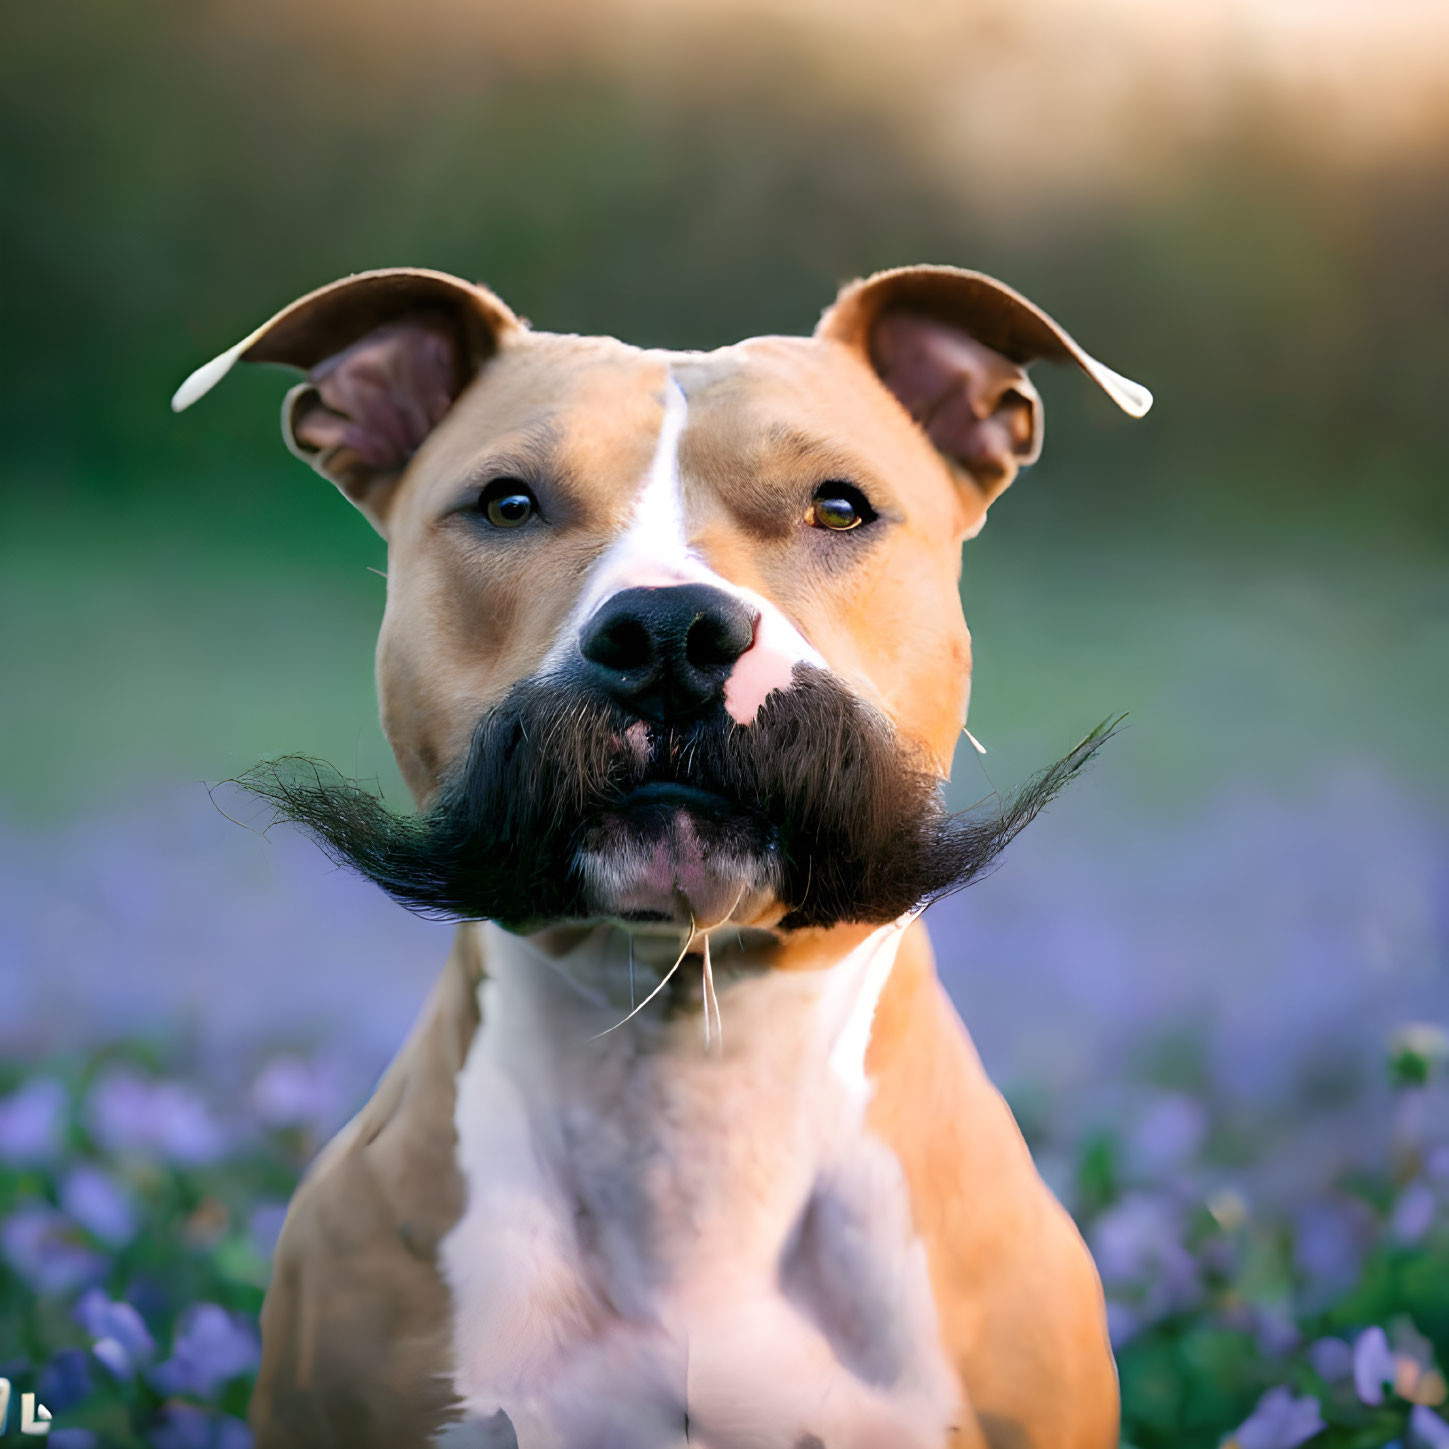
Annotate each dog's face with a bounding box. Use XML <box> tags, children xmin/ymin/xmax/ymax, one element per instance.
<box><xmin>178</xmin><ymin>267</ymin><xmax>1148</xmax><ymax>932</ymax></box>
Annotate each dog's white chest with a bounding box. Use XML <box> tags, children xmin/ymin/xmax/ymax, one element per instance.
<box><xmin>438</xmin><ymin>923</ymin><xmax>960</xmax><ymax>1449</ymax></box>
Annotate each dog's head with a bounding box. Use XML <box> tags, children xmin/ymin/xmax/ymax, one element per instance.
<box><xmin>177</xmin><ymin>266</ymin><xmax>1148</xmax><ymax>933</ymax></box>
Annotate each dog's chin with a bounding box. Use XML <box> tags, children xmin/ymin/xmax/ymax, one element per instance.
<box><xmin>575</xmin><ymin>786</ymin><xmax>782</xmax><ymax>927</ymax></box>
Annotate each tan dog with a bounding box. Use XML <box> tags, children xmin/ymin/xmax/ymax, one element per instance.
<box><xmin>175</xmin><ymin>264</ymin><xmax>1150</xmax><ymax>1449</ymax></box>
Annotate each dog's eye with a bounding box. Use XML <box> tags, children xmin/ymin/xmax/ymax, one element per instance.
<box><xmin>807</xmin><ymin>483</ymin><xmax>875</xmax><ymax>532</ymax></box>
<box><xmin>479</xmin><ymin>479</ymin><xmax>537</xmax><ymax>529</ymax></box>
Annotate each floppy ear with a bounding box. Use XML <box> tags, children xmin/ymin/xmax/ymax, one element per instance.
<box><xmin>172</xmin><ymin>268</ymin><xmax>521</xmax><ymax>533</ymax></box>
<box><xmin>816</xmin><ymin>264</ymin><xmax>1150</xmax><ymax>516</ymax></box>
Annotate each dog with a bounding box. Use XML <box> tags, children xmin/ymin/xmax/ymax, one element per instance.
<box><xmin>174</xmin><ymin>263</ymin><xmax>1150</xmax><ymax>1449</ymax></box>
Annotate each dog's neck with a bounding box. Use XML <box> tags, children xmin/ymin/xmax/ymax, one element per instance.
<box><xmin>443</xmin><ymin>915</ymin><xmax>961</xmax><ymax>1440</ymax></box>
<box><xmin>471</xmin><ymin>916</ymin><xmax>913</xmax><ymax>1083</ymax></box>
<box><xmin>454</xmin><ymin>915</ymin><xmax>919</xmax><ymax>1298</ymax></box>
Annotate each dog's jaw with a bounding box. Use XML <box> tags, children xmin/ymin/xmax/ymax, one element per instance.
<box><xmin>574</xmin><ymin>807</ymin><xmax>782</xmax><ymax>927</ymax></box>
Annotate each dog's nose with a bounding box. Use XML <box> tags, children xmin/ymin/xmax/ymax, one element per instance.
<box><xmin>580</xmin><ymin>584</ymin><xmax>756</xmax><ymax>719</ymax></box>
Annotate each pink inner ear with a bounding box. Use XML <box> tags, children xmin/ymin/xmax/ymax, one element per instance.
<box><xmin>869</xmin><ymin>311</ymin><xmax>1041</xmax><ymax>489</ymax></box>
<box><xmin>292</xmin><ymin>318</ymin><xmax>463</xmax><ymax>470</ymax></box>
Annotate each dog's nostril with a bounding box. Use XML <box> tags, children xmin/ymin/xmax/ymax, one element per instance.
<box><xmin>686</xmin><ymin>607</ymin><xmax>754</xmax><ymax>669</ymax></box>
<box><xmin>586</xmin><ymin>615</ymin><xmax>654</xmax><ymax>673</ymax></box>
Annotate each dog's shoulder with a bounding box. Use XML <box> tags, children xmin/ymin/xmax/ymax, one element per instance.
<box><xmin>250</xmin><ymin>927</ymin><xmax>485</xmax><ymax>1449</ymax></box>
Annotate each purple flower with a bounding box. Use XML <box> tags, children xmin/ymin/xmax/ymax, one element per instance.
<box><xmin>1345</xmin><ymin>1320</ymin><xmax>1449</xmax><ymax>1408</ymax></box>
<box><xmin>61</xmin><ymin>1164</ymin><xmax>138</xmax><ymax>1247</ymax></box>
<box><xmin>149</xmin><ymin>1405</ymin><xmax>213</xmax><ymax>1449</ymax></box>
<box><xmin>38</xmin><ymin>1348</ymin><xmax>92</xmax><ymax>1412</ymax></box>
<box><xmin>1294</xmin><ymin>1198</ymin><xmax>1373</xmax><ymax>1305</ymax></box>
<box><xmin>1126</xmin><ymin>1091</ymin><xmax>1208</xmax><ymax>1179</ymax></box>
<box><xmin>1089</xmin><ymin>1192</ymin><xmax>1200</xmax><ymax>1316</ymax></box>
<box><xmin>1391</xmin><ymin>1181</ymin><xmax>1439</xmax><ymax>1245</ymax></box>
<box><xmin>0</xmin><ymin>1077</ymin><xmax>68</xmax><ymax>1163</ymax></box>
<box><xmin>1411</xmin><ymin>1405</ymin><xmax>1449</xmax><ymax>1449</ymax></box>
<box><xmin>1254</xmin><ymin>1306</ymin><xmax>1301</xmax><ymax>1360</ymax></box>
<box><xmin>1307</xmin><ymin>1337</ymin><xmax>1354</xmax><ymax>1383</ymax></box>
<box><xmin>1</xmin><ymin>1205</ymin><xmax>106</xmax><ymax>1296</ymax></box>
<box><xmin>148</xmin><ymin>1304</ymin><xmax>259</xmax><ymax>1400</ymax></box>
<box><xmin>249</xmin><ymin>1054</ymin><xmax>341</xmax><ymax>1132</ymax></box>
<box><xmin>49</xmin><ymin>1432</ymin><xmax>99</xmax><ymax>1449</ymax></box>
<box><xmin>92</xmin><ymin>1336</ymin><xmax>134</xmax><ymax>1380</ymax></box>
<box><xmin>150</xmin><ymin>1404</ymin><xmax>253</xmax><ymax>1449</ymax></box>
<box><xmin>75</xmin><ymin>1288</ymin><xmax>154</xmax><ymax>1379</ymax></box>
<box><xmin>1355</xmin><ymin>1325</ymin><xmax>1397</xmax><ymax>1406</ymax></box>
<box><xmin>215</xmin><ymin>1421</ymin><xmax>253</xmax><ymax>1449</ymax></box>
<box><xmin>1092</xmin><ymin>1193</ymin><xmax>1179</xmax><ymax>1283</ymax></box>
<box><xmin>85</xmin><ymin>1069</ymin><xmax>226</xmax><ymax>1165</ymax></box>
<box><xmin>1224</xmin><ymin>1387</ymin><xmax>1326</xmax><ymax>1449</ymax></box>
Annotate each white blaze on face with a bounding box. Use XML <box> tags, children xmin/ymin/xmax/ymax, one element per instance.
<box><xmin>568</xmin><ymin>373</ymin><xmax>693</xmax><ymax>623</ymax></box>
<box><xmin>557</xmin><ymin>368</ymin><xmax>825</xmax><ymax>724</ymax></box>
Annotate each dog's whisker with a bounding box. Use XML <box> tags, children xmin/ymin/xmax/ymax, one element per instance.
<box><xmin>964</xmin><ymin>729</ymin><xmax>1002</xmax><ymax>803</ymax></box>
<box><xmin>701</xmin><ymin>932</ymin><xmax>722</xmax><ymax>1053</ymax></box>
<box><xmin>701</xmin><ymin>935</ymin><xmax>711</xmax><ymax>1051</ymax></box>
<box><xmin>589</xmin><ymin>914</ymin><xmax>697</xmax><ymax>1041</ymax></box>
<box><xmin>695</xmin><ymin>880</ymin><xmax>749</xmax><ymax>1052</ymax></box>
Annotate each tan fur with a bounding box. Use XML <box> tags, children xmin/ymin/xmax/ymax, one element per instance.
<box><xmin>251</xmin><ymin>928</ymin><xmax>481</xmax><ymax>1448</ymax></box>
<box><xmin>177</xmin><ymin>265</ymin><xmax>1145</xmax><ymax>1448</ymax></box>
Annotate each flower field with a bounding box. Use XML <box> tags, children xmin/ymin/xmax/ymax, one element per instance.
<box><xmin>2</xmin><ymin>1023</ymin><xmax>1447</xmax><ymax>1447</ymax></box>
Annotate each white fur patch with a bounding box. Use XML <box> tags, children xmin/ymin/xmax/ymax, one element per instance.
<box><xmin>439</xmin><ymin>922</ymin><xmax>960</xmax><ymax>1448</ymax></box>
<box><xmin>567</xmin><ymin>374</ymin><xmax>693</xmax><ymax>628</ymax></box>
<box><xmin>825</xmin><ymin>915</ymin><xmax>916</xmax><ymax>1106</ymax></box>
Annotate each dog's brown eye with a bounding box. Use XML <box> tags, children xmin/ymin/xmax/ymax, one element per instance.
<box><xmin>808</xmin><ymin>484</ymin><xmax>874</xmax><ymax>532</ymax></box>
<box><xmin>480</xmin><ymin>479</ymin><xmax>537</xmax><ymax>529</ymax></box>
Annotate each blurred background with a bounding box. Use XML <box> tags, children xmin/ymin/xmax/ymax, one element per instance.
<box><xmin>2</xmin><ymin>2</ymin><xmax>1448</xmax><ymax>1444</ymax></box>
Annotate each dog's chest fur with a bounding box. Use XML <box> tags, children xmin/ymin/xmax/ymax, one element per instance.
<box><xmin>438</xmin><ymin>922</ymin><xmax>960</xmax><ymax>1449</ymax></box>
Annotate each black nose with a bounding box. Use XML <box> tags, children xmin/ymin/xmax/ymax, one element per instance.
<box><xmin>580</xmin><ymin>584</ymin><xmax>757</xmax><ymax>719</ymax></box>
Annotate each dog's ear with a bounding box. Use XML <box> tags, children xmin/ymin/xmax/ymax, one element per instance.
<box><xmin>172</xmin><ymin>269</ymin><xmax>521</xmax><ymax>532</ymax></box>
<box><xmin>816</xmin><ymin>264</ymin><xmax>1150</xmax><ymax>522</ymax></box>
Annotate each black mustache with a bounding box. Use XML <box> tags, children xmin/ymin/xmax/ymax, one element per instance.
<box><xmin>235</xmin><ymin>667</ymin><xmax>1118</xmax><ymax>931</ymax></box>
